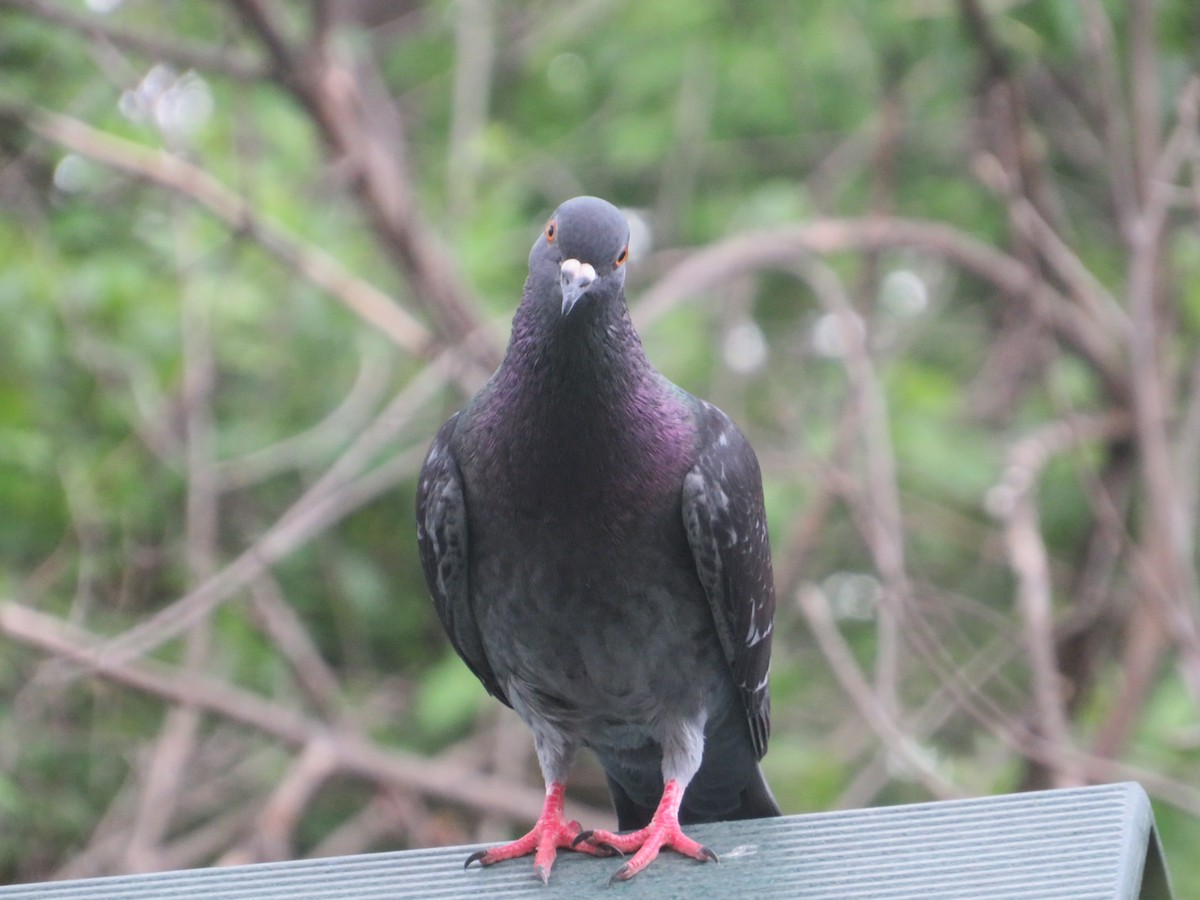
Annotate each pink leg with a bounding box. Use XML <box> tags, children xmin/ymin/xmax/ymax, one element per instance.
<box><xmin>573</xmin><ymin>779</ymin><xmax>717</xmax><ymax>882</ymax></box>
<box><xmin>465</xmin><ymin>782</ymin><xmax>612</xmax><ymax>884</ymax></box>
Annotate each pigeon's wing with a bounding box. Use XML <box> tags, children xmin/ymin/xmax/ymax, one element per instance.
<box><xmin>682</xmin><ymin>402</ymin><xmax>775</xmax><ymax>759</ymax></box>
<box><xmin>416</xmin><ymin>413</ymin><xmax>509</xmax><ymax>706</ymax></box>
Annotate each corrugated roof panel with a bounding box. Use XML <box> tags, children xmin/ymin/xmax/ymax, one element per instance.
<box><xmin>0</xmin><ymin>781</ymin><xmax>1171</xmax><ymax>899</ymax></box>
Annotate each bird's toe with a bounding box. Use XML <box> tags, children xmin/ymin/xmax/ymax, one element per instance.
<box><xmin>608</xmin><ymin>861</ymin><xmax>635</xmax><ymax>885</ymax></box>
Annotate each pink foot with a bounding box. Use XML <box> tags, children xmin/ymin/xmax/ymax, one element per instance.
<box><xmin>465</xmin><ymin>782</ymin><xmax>613</xmax><ymax>884</ymax></box>
<box><xmin>573</xmin><ymin>779</ymin><xmax>717</xmax><ymax>883</ymax></box>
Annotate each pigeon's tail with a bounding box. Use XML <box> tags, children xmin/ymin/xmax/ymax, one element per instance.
<box><xmin>607</xmin><ymin>764</ymin><xmax>781</xmax><ymax>831</ymax></box>
<box><xmin>720</xmin><ymin>763</ymin><xmax>781</xmax><ymax>821</ymax></box>
<box><xmin>678</xmin><ymin>761</ymin><xmax>780</xmax><ymax>824</ymax></box>
<box><xmin>606</xmin><ymin>776</ymin><xmax>658</xmax><ymax>831</ymax></box>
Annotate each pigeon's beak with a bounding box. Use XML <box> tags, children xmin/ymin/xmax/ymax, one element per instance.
<box><xmin>559</xmin><ymin>258</ymin><xmax>597</xmax><ymax>316</ymax></box>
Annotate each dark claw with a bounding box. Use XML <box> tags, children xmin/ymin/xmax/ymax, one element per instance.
<box><xmin>571</xmin><ymin>830</ymin><xmax>621</xmax><ymax>857</ymax></box>
<box><xmin>464</xmin><ymin>849</ymin><xmax>489</xmax><ymax>869</ymax></box>
<box><xmin>608</xmin><ymin>862</ymin><xmax>633</xmax><ymax>885</ymax></box>
<box><xmin>700</xmin><ymin>845</ymin><xmax>719</xmax><ymax>864</ymax></box>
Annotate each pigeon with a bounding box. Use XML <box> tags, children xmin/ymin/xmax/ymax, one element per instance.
<box><xmin>416</xmin><ymin>196</ymin><xmax>779</xmax><ymax>884</ymax></box>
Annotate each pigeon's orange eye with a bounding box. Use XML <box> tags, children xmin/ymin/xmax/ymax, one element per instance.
<box><xmin>545</xmin><ymin>219</ymin><xmax>557</xmax><ymax>243</ymax></box>
<box><xmin>615</xmin><ymin>245</ymin><xmax>629</xmax><ymax>268</ymax></box>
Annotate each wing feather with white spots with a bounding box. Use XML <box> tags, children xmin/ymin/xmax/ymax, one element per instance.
<box><xmin>416</xmin><ymin>413</ymin><xmax>508</xmax><ymax>705</ymax></box>
<box><xmin>681</xmin><ymin>402</ymin><xmax>775</xmax><ymax>759</ymax></box>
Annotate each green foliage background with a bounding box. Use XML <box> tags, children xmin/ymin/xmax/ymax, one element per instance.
<box><xmin>1</xmin><ymin>0</ymin><xmax>1199</xmax><ymax>892</ymax></box>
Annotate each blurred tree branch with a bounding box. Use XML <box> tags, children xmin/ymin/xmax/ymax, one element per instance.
<box><xmin>0</xmin><ymin>0</ymin><xmax>268</xmax><ymax>80</ymax></box>
<box><xmin>0</xmin><ymin>600</ymin><xmax>609</xmax><ymax>827</ymax></box>
<box><xmin>17</xmin><ymin>104</ymin><xmax>444</xmax><ymax>365</ymax></box>
<box><xmin>797</xmin><ymin>584</ymin><xmax>961</xmax><ymax>799</ymax></box>
<box><xmin>226</xmin><ymin>0</ymin><xmax>500</xmax><ymax>370</ymax></box>
<box><xmin>77</xmin><ymin>344</ymin><xmax>467</xmax><ymax>666</ymax></box>
<box><xmin>634</xmin><ymin>216</ymin><xmax>1129</xmax><ymax>399</ymax></box>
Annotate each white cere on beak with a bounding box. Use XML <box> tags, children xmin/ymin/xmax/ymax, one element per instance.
<box><xmin>560</xmin><ymin>258</ymin><xmax>597</xmax><ymax>316</ymax></box>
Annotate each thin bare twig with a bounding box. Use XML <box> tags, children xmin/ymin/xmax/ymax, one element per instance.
<box><xmin>837</xmin><ymin>626</ymin><xmax>1023</xmax><ymax>808</ymax></box>
<box><xmin>248</xmin><ymin>575</ymin><xmax>345</xmax><ymax>723</ymax></box>
<box><xmin>794</xmin><ymin>256</ymin><xmax>912</xmax><ymax>717</ymax></box>
<box><xmin>1079</xmin><ymin>0</ymin><xmax>1139</xmax><ymax>232</ymax></box>
<box><xmin>1177</xmin><ymin>355</ymin><xmax>1200</xmax><ymax>551</ymax></box>
<box><xmin>154</xmin><ymin>799</ymin><xmax>264</xmax><ymax>873</ymax></box>
<box><xmin>126</xmin><ymin>217</ymin><xmax>222</xmax><ymax>871</ymax></box>
<box><xmin>796</xmin><ymin>584</ymin><xmax>962</xmax><ymax>800</ymax></box>
<box><xmin>227</xmin><ymin>0</ymin><xmax>498</xmax><ymax>368</ymax></box>
<box><xmin>446</xmin><ymin>0</ymin><xmax>495</xmax><ymax>219</ymax></box>
<box><xmin>1129</xmin><ymin>0</ymin><xmax>1161</xmax><ymax>201</ymax></box>
<box><xmin>634</xmin><ymin>216</ymin><xmax>1128</xmax><ymax>399</ymax></box>
<box><xmin>214</xmin><ymin>342</ymin><xmax>394</xmax><ymax>490</ymax></box>
<box><xmin>308</xmin><ymin>791</ymin><xmax>418</xmax><ymax>859</ymax></box>
<box><xmin>773</xmin><ymin>403</ymin><xmax>860</xmax><ymax>596</ymax></box>
<box><xmin>1126</xmin><ymin>76</ymin><xmax>1200</xmax><ymax>705</ymax></box>
<box><xmin>78</xmin><ymin>444</ymin><xmax>426</xmax><ymax>672</ymax></box>
<box><xmin>1003</xmin><ymin>187</ymin><xmax>1128</xmax><ymax>336</ymax></box>
<box><xmin>0</xmin><ymin>0</ymin><xmax>268</xmax><ymax>80</ymax></box>
<box><xmin>0</xmin><ymin>601</ymin><xmax>609</xmax><ymax>826</ymax></box>
<box><xmin>986</xmin><ymin>411</ymin><xmax>1133</xmax><ymax>785</ymax></box>
<box><xmin>64</xmin><ymin>345</ymin><xmax>463</xmax><ymax>670</ymax></box>
<box><xmin>245</xmin><ymin>737</ymin><xmax>340</xmax><ymax>862</ymax></box>
<box><xmin>19</xmin><ymin>105</ymin><xmax>450</xmax><ymax>366</ymax></box>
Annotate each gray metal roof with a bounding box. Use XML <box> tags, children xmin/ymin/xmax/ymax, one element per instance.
<box><xmin>0</xmin><ymin>781</ymin><xmax>1172</xmax><ymax>899</ymax></box>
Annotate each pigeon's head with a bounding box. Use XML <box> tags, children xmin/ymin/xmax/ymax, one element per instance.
<box><xmin>530</xmin><ymin>196</ymin><xmax>631</xmax><ymax>317</ymax></box>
